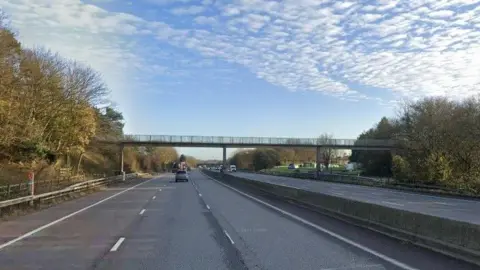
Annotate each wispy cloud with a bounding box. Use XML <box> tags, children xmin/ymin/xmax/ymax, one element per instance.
<box><xmin>3</xmin><ymin>0</ymin><xmax>480</xmax><ymax>107</ymax></box>
<box><xmin>194</xmin><ymin>15</ymin><xmax>217</xmax><ymax>25</ymax></box>
<box><xmin>143</xmin><ymin>0</ymin><xmax>193</xmax><ymax>6</ymax></box>
<box><xmin>170</xmin><ymin>5</ymin><xmax>205</xmax><ymax>15</ymax></box>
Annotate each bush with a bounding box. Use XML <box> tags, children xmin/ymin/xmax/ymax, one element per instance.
<box><xmin>392</xmin><ymin>155</ymin><xmax>410</xmax><ymax>182</ymax></box>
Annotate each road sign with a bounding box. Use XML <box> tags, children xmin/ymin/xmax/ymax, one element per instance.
<box><xmin>28</xmin><ymin>171</ymin><xmax>34</xmax><ymax>181</ymax></box>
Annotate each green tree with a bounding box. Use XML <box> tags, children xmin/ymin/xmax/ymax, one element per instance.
<box><xmin>352</xmin><ymin>96</ymin><xmax>480</xmax><ymax>194</ymax></box>
<box><xmin>230</xmin><ymin>149</ymin><xmax>254</xmax><ymax>169</ymax></box>
<box><xmin>350</xmin><ymin>117</ymin><xmax>395</xmax><ymax>177</ymax></box>
<box><xmin>252</xmin><ymin>148</ymin><xmax>280</xmax><ymax>171</ymax></box>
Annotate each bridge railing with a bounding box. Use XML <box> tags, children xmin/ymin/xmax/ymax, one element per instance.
<box><xmin>120</xmin><ymin>135</ymin><xmax>396</xmax><ymax>147</ymax></box>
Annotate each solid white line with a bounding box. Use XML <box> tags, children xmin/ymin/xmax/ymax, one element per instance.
<box><xmin>199</xmin><ymin>193</ymin><xmax>202</xmax><ymax>197</ymax></box>
<box><xmin>110</xmin><ymin>237</ymin><xmax>126</xmax><ymax>252</ymax></box>
<box><xmin>224</xmin><ymin>230</ymin><xmax>234</xmax><ymax>244</ymax></box>
<box><xmin>139</xmin><ymin>209</ymin><xmax>146</xmax><ymax>215</ymax></box>
<box><xmin>382</xmin><ymin>201</ymin><xmax>404</xmax><ymax>207</ymax></box>
<box><xmin>0</xmin><ymin>178</ymin><xmax>156</xmax><ymax>251</ymax></box>
<box><xmin>201</xmin><ymin>173</ymin><xmax>417</xmax><ymax>270</ymax></box>
<box><xmin>434</xmin><ymin>202</ymin><xmax>454</xmax><ymax>206</ymax></box>
<box><xmin>105</xmin><ymin>187</ymin><xmax>162</xmax><ymax>191</ymax></box>
<box><xmin>206</xmin><ymin>204</ymin><xmax>211</xmax><ymax>210</ymax></box>
<box><xmin>107</xmin><ymin>187</ymin><xmax>175</xmax><ymax>191</ymax></box>
<box><xmin>152</xmin><ymin>196</ymin><xmax>156</xmax><ymax>200</ymax></box>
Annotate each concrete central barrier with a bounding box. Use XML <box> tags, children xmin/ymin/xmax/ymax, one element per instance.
<box><xmin>202</xmin><ymin>170</ymin><xmax>480</xmax><ymax>267</ymax></box>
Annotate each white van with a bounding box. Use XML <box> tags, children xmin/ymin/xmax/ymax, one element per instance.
<box><xmin>230</xmin><ymin>165</ymin><xmax>237</xmax><ymax>172</ymax></box>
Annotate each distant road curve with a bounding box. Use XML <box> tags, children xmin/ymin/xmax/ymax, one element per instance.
<box><xmin>231</xmin><ymin>171</ymin><xmax>480</xmax><ymax>225</ymax></box>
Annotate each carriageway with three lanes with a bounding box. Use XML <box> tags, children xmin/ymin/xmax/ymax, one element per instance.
<box><xmin>0</xmin><ymin>171</ymin><xmax>476</xmax><ymax>270</ymax></box>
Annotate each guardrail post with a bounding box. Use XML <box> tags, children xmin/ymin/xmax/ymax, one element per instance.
<box><xmin>120</xmin><ymin>144</ymin><xmax>125</xmax><ymax>180</ymax></box>
<box><xmin>6</xmin><ymin>184</ymin><xmax>11</xmax><ymax>199</ymax></box>
<box><xmin>28</xmin><ymin>172</ymin><xmax>35</xmax><ymax>206</ymax></box>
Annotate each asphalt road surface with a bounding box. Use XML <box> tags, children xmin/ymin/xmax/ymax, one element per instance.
<box><xmin>232</xmin><ymin>171</ymin><xmax>480</xmax><ymax>225</ymax></box>
<box><xmin>0</xmin><ymin>172</ymin><xmax>476</xmax><ymax>270</ymax></box>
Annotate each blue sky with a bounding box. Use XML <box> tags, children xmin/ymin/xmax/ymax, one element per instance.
<box><xmin>2</xmin><ymin>0</ymin><xmax>480</xmax><ymax>159</ymax></box>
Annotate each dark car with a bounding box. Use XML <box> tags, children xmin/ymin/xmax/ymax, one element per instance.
<box><xmin>175</xmin><ymin>170</ymin><xmax>189</xmax><ymax>182</ymax></box>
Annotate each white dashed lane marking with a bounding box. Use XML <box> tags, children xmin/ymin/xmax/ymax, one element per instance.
<box><xmin>223</xmin><ymin>230</ymin><xmax>234</xmax><ymax>245</ymax></box>
<box><xmin>110</xmin><ymin>237</ymin><xmax>126</xmax><ymax>252</ymax></box>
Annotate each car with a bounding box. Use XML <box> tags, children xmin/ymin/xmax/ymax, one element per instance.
<box><xmin>175</xmin><ymin>170</ymin><xmax>189</xmax><ymax>182</ymax></box>
<box><xmin>230</xmin><ymin>165</ymin><xmax>237</xmax><ymax>172</ymax></box>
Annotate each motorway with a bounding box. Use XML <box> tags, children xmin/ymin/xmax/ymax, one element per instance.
<box><xmin>232</xmin><ymin>171</ymin><xmax>480</xmax><ymax>225</ymax></box>
<box><xmin>0</xmin><ymin>171</ymin><xmax>477</xmax><ymax>270</ymax></box>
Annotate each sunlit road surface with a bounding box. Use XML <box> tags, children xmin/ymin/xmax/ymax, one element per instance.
<box><xmin>0</xmin><ymin>171</ymin><xmax>476</xmax><ymax>270</ymax></box>
<box><xmin>232</xmin><ymin>171</ymin><xmax>480</xmax><ymax>225</ymax></box>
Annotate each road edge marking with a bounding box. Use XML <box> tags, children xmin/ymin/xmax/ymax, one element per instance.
<box><xmin>0</xmin><ymin>177</ymin><xmax>156</xmax><ymax>251</ymax></box>
<box><xmin>200</xmin><ymin>172</ymin><xmax>418</xmax><ymax>270</ymax></box>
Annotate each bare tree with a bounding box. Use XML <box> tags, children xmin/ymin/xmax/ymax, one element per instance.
<box><xmin>316</xmin><ymin>133</ymin><xmax>338</xmax><ymax>170</ymax></box>
<box><xmin>62</xmin><ymin>61</ymin><xmax>109</xmax><ymax>106</ymax></box>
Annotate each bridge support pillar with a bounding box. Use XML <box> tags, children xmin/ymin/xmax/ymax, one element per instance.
<box><xmin>120</xmin><ymin>144</ymin><xmax>125</xmax><ymax>181</ymax></box>
<box><xmin>316</xmin><ymin>146</ymin><xmax>322</xmax><ymax>179</ymax></box>
<box><xmin>222</xmin><ymin>146</ymin><xmax>227</xmax><ymax>170</ymax></box>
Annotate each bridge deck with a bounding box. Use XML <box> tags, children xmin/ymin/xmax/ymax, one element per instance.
<box><xmin>106</xmin><ymin>135</ymin><xmax>397</xmax><ymax>150</ymax></box>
